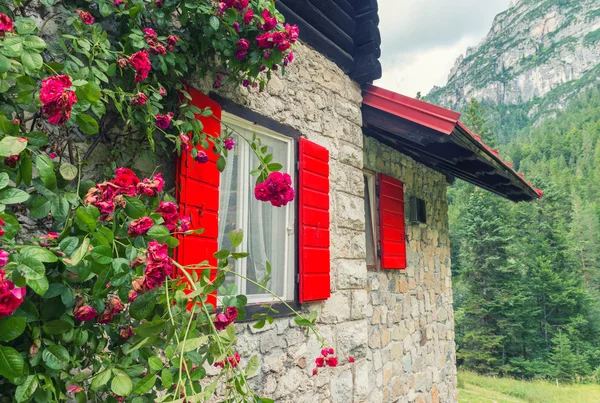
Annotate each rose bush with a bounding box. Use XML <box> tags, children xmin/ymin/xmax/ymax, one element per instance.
<box><xmin>0</xmin><ymin>0</ymin><xmax>353</xmax><ymax>402</ymax></box>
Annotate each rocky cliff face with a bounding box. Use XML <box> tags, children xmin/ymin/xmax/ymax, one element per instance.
<box><xmin>427</xmin><ymin>0</ymin><xmax>600</xmax><ymax>115</ymax></box>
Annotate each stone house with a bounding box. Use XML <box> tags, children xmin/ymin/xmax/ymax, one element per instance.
<box><xmin>175</xmin><ymin>2</ymin><xmax>542</xmax><ymax>402</ymax></box>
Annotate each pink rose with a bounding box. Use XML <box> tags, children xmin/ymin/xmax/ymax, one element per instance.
<box><xmin>155</xmin><ymin>112</ymin><xmax>174</xmax><ymax>129</ymax></box>
<box><xmin>285</xmin><ymin>24</ymin><xmax>300</xmax><ymax>43</ymax></box>
<box><xmin>73</xmin><ymin>303</ymin><xmax>97</xmax><ymax>322</ymax></box>
<box><xmin>254</xmin><ymin>172</ymin><xmax>295</xmax><ymax>207</ymax></box>
<box><xmin>260</xmin><ymin>8</ymin><xmax>277</xmax><ymax>31</ymax></box>
<box><xmin>141</xmin><ymin>241</ymin><xmax>172</xmax><ymax>290</ymax></box>
<box><xmin>0</xmin><ymin>251</ymin><xmax>8</xmax><ymax>267</ymax></box>
<box><xmin>0</xmin><ymin>269</ymin><xmax>24</xmax><ymax>317</ymax></box>
<box><xmin>167</xmin><ymin>35</ymin><xmax>179</xmax><ymax>47</ymax></box>
<box><xmin>128</xmin><ymin>216</ymin><xmax>154</xmax><ymax>238</ymax></box>
<box><xmin>136</xmin><ymin>173</ymin><xmax>165</xmax><ymax>197</ymax></box>
<box><xmin>237</xmin><ymin>38</ymin><xmax>250</xmax><ymax>51</ymax></box>
<box><xmin>0</xmin><ymin>13</ymin><xmax>14</xmax><ymax>33</ymax></box>
<box><xmin>156</xmin><ymin>201</ymin><xmax>180</xmax><ymax>231</ymax></box>
<box><xmin>67</xmin><ymin>385</ymin><xmax>83</xmax><ymax>394</ymax></box>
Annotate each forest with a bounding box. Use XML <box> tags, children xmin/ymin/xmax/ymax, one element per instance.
<box><xmin>449</xmin><ymin>86</ymin><xmax>600</xmax><ymax>382</ymax></box>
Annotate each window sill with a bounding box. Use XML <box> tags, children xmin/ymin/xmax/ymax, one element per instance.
<box><xmin>238</xmin><ymin>301</ymin><xmax>301</xmax><ymax>323</ymax></box>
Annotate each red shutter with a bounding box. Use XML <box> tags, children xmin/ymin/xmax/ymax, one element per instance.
<box><xmin>175</xmin><ymin>87</ymin><xmax>221</xmax><ymax>306</ymax></box>
<box><xmin>378</xmin><ymin>173</ymin><xmax>407</xmax><ymax>270</ymax></box>
<box><xmin>298</xmin><ymin>138</ymin><xmax>331</xmax><ymax>303</ymax></box>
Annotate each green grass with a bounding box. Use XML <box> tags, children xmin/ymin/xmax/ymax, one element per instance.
<box><xmin>458</xmin><ymin>371</ymin><xmax>600</xmax><ymax>403</ymax></box>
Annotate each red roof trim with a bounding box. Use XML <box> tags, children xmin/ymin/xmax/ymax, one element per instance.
<box><xmin>363</xmin><ymin>85</ymin><xmax>460</xmax><ymax>135</ymax></box>
<box><xmin>363</xmin><ymin>85</ymin><xmax>542</xmax><ymax>199</ymax></box>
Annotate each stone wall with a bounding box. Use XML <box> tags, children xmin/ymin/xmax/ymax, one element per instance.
<box><xmin>189</xmin><ymin>42</ymin><xmax>457</xmax><ymax>402</ymax></box>
<box><xmin>195</xmin><ymin>41</ymin><xmax>371</xmax><ymax>403</ymax></box>
<box><xmin>363</xmin><ymin>137</ymin><xmax>457</xmax><ymax>403</ymax></box>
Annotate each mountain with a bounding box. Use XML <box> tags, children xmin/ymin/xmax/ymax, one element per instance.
<box><xmin>427</xmin><ymin>0</ymin><xmax>600</xmax><ymax>124</ymax></box>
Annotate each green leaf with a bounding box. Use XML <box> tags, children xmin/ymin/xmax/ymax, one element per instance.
<box><xmin>19</xmin><ymin>153</ymin><xmax>32</xmax><ymax>185</ymax></box>
<box><xmin>21</xmin><ymin>246</ymin><xmax>58</xmax><ymax>263</ymax></box>
<box><xmin>0</xmin><ymin>187</ymin><xmax>29</xmax><ymax>204</ymax></box>
<box><xmin>42</xmin><ymin>319</ymin><xmax>73</xmax><ymax>336</ymax></box>
<box><xmin>42</xmin><ymin>283</ymin><xmax>66</xmax><ymax>299</ymax></box>
<box><xmin>267</xmin><ymin>163</ymin><xmax>283</xmax><ymax>172</ymax></box>
<box><xmin>229</xmin><ymin>229</ymin><xmax>243</xmax><ymax>249</ymax></box>
<box><xmin>70</xmin><ymin>237</ymin><xmax>90</xmax><ymax>266</ymax></box>
<box><xmin>25</xmin><ymin>131</ymin><xmax>48</xmax><ymax>147</ymax></box>
<box><xmin>42</xmin><ymin>345</ymin><xmax>69</xmax><ymax>370</ymax></box>
<box><xmin>124</xmin><ymin>196</ymin><xmax>146</xmax><ymax>219</ymax></box>
<box><xmin>148</xmin><ymin>356</ymin><xmax>163</xmax><ymax>371</ymax></box>
<box><xmin>0</xmin><ymin>173</ymin><xmax>7</xmax><ymax>190</ymax></box>
<box><xmin>134</xmin><ymin>374</ymin><xmax>156</xmax><ymax>394</ymax></box>
<box><xmin>18</xmin><ymin>257</ymin><xmax>45</xmax><ymax>280</ymax></box>
<box><xmin>30</xmin><ymin>195</ymin><xmax>51</xmax><ymax>219</ymax></box>
<box><xmin>161</xmin><ymin>368</ymin><xmax>173</xmax><ymax>389</ymax></box>
<box><xmin>75</xmin><ymin>207</ymin><xmax>96</xmax><ymax>232</ymax></box>
<box><xmin>15</xmin><ymin>375</ymin><xmax>38</xmax><ymax>402</ymax></box>
<box><xmin>22</xmin><ymin>35</ymin><xmax>46</xmax><ymax>51</ymax></box>
<box><xmin>179</xmin><ymin>336</ymin><xmax>208</xmax><ymax>353</ymax></box>
<box><xmin>36</xmin><ymin>155</ymin><xmax>57</xmax><ymax>190</ymax></box>
<box><xmin>245</xmin><ymin>355</ymin><xmax>259</xmax><ymax>377</ymax></box>
<box><xmin>0</xmin><ymin>213</ymin><xmax>20</xmax><ymax>239</ymax></box>
<box><xmin>209</xmin><ymin>15</ymin><xmax>220</xmax><ymax>31</ymax></box>
<box><xmin>59</xmin><ymin>163</ymin><xmax>78</xmax><ymax>181</ymax></box>
<box><xmin>28</xmin><ymin>276</ymin><xmax>49</xmax><ymax>296</ymax></box>
<box><xmin>0</xmin><ymin>316</ymin><xmax>26</xmax><ymax>341</ymax></box>
<box><xmin>129</xmin><ymin>291</ymin><xmax>156</xmax><ymax>320</ymax></box>
<box><xmin>13</xmin><ymin>300</ymin><xmax>38</xmax><ymax>322</ymax></box>
<box><xmin>216</xmin><ymin>155</ymin><xmax>226</xmax><ymax>172</ymax></box>
<box><xmin>91</xmin><ymin>369</ymin><xmax>112</xmax><ymax>390</ymax></box>
<box><xmin>76</xmin><ymin>114</ymin><xmax>99</xmax><ymax>134</ymax></box>
<box><xmin>146</xmin><ymin>225</ymin><xmax>170</xmax><ymax>242</ymax></box>
<box><xmin>111</xmin><ymin>369</ymin><xmax>133</xmax><ymax>396</ymax></box>
<box><xmin>134</xmin><ymin>319</ymin><xmax>166</xmax><ymax>337</ymax></box>
<box><xmin>81</xmin><ymin>81</ymin><xmax>102</xmax><ymax>103</ymax></box>
<box><xmin>14</xmin><ymin>18</ymin><xmax>37</xmax><ymax>35</ymax></box>
<box><xmin>0</xmin><ymin>345</ymin><xmax>25</xmax><ymax>379</ymax></box>
<box><xmin>0</xmin><ymin>136</ymin><xmax>27</xmax><ymax>157</ymax></box>
<box><xmin>21</xmin><ymin>50</ymin><xmax>43</xmax><ymax>73</ymax></box>
<box><xmin>0</xmin><ymin>54</ymin><xmax>10</xmax><ymax>73</ymax></box>
<box><xmin>90</xmin><ymin>245</ymin><xmax>112</xmax><ymax>265</ymax></box>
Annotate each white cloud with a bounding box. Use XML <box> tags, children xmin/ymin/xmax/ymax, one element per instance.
<box><xmin>374</xmin><ymin>0</ymin><xmax>510</xmax><ymax>97</ymax></box>
<box><xmin>376</xmin><ymin>36</ymin><xmax>481</xmax><ymax>97</ymax></box>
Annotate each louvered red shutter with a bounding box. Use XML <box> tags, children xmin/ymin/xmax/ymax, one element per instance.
<box><xmin>378</xmin><ymin>173</ymin><xmax>407</xmax><ymax>270</ymax></box>
<box><xmin>298</xmin><ymin>138</ymin><xmax>331</xmax><ymax>303</ymax></box>
<box><xmin>175</xmin><ymin>87</ymin><xmax>221</xmax><ymax>306</ymax></box>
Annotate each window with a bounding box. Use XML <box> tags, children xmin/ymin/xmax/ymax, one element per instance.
<box><xmin>218</xmin><ymin>112</ymin><xmax>296</xmax><ymax>304</ymax></box>
<box><xmin>364</xmin><ymin>171</ymin><xmax>378</xmax><ymax>269</ymax></box>
<box><xmin>409</xmin><ymin>197</ymin><xmax>426</xmax><ymax>224</ymax></box>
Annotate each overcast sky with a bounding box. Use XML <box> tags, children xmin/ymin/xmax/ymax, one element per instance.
<box><xmin>375</xmin><ymin>0</ymin><xmax>510</xmax><ymax>97</ymax></box>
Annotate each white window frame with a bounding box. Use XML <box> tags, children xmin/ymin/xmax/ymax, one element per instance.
<box><xmin>220</xmin><ymin>112</ymin><xmax>296</xmax><ymax>304</ymax></box>
<box><xmin>364</xmin><ymin>170</ymin><xmax>379</xmax><ymax>269</ymax></box>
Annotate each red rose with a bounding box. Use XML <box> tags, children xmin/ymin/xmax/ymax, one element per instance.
<box><xmin>130</xmin><ymin>92</ymin><xmax>148</xmax><ymax>106</ymax></box>
<box><xmin>129</xmin><ymin>50</ymin><xmax>152</xmax><ymax>83</ymax></box>
<box><xmin>0</xmin><ymin>13</ymin><xmax>13</xmax><ymax>33</ymax></box>
<box><xmin>285</xmin><ymin>24</ymin><xmax>300</xmax><ymax>43</ymax></box>
<box><xmin>128</xmin><ymin>216</ymin><xmax>154</xmax><ymax>237</ymax></box>
<box><xmin>0</xmin><ymin>269</ymin><xmax>25</xmax><ymax>317</ymax></box>
<box><xmin>76</xmin><ymin>10</ymin><xmax>95</xmax><ymax>25</ymax></box>
<box><xmin>326</xmin><ymin>357</ymin><xmax>338</xmax><ymax>367</ymax></box>
<box><xmin>255</xmin><ymin>33</ymin><xmax>273</xmax><ymax>49</ymax></box>
<box><xmin>243</xmin><ymin>8</ymin><xmax>254</xmax><ymax>25</ymax></box>
<box><xmin>40</xmin><ymin>75</ymin><xmax>77</xmax><ymax>126</ymax></box>
<box><xmin>315</xmin><ymin>357</ymin><xmax>325</xmax><ymax>368</ymax></box>
<box><xmin>237</xmin><ymin>38</ymin><xmax>250</xmax><ymax>51</ymax></box>
<box><xmin>120</xmin><ymin>326</ymin><xmax>134</xmax><ymax>340</ymax></box>
<box><xmin>113</xmin><ymin>167</ymin><xmax>140</xmax><ymax>195</ymax></box>
<box><xmin>0</xmin><ymin>251</ymin><xmax>8</xmax><ymax>267</ymax></box>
